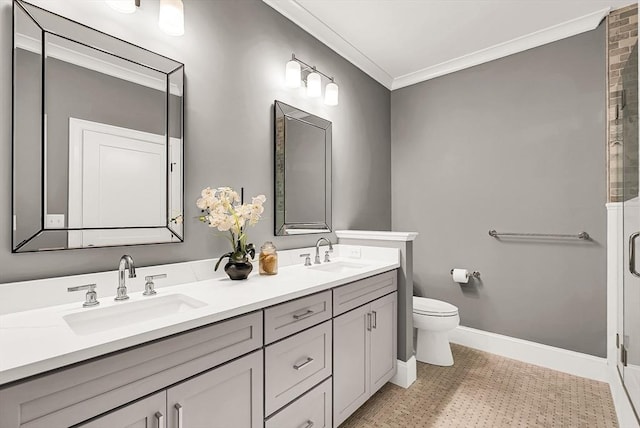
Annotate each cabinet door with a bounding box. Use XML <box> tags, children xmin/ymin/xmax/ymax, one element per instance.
<box><xmin>333</xmin><ymin>304</ymin><xmax>370</xmax><ymax>427</ymax></box>
<box><xmin>167</xmin><ymin>350</ymin><xmax>263</xmax><ymax>428</ymax></box>
<box><xmin>77</xmin><ymin>391</ymin><xmax>166</xmax><ymax>428</ymax></box>
<box><xmin>370</xmin><ymin>292</ymin><xmax>397</xmax><ymax>392</ymax></box>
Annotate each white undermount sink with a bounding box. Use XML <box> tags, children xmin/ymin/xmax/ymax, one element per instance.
<box><xmin>309</xmin><ymin>260</ymin><xmax>370</xmax><ymax>273</ymax></box>
<box><xmin>63</xmin><ymin>293</ymin><xmax>207</xmax><ymax>336</ymax></box>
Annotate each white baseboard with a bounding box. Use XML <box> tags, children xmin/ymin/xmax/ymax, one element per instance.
<box><xmin>390</xmin><ymin>356</ymin><xmax>417</xmax><ymax>388</ymax></box>
<box><xmin>449</xmin><ymin>326</ymin><xmax>609</xmax><ymax>382</ymax></box>
<box><xmin>609</xmin><ymin>367</ymin><xmax>640</xmax><ymax>427</ymax></box>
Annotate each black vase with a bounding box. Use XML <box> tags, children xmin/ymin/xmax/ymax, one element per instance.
<box><xmin>224</xmin><ymin>258</ymin><xmax>253</xmax><ymax>280</ymax></box>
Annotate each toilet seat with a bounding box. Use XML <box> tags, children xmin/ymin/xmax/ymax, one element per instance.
<box><xmin>413</xmin><ymin>297</ymin><xmax>458</xmax><ymax>317</ymax></box>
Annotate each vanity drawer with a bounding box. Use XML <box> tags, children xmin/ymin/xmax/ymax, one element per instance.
<box><xmin>265</xmin><ymin>320</ymin><xmax>332</xmax><ymax>415</ymax></box>
<box><xmin>0</xmin><ymin>311</ymin><xmax>263</xmax><ymax>428</ymax></box>
<box><xmin>264</xmin><ymin>290</ymin><xmax>332</xmax><ymax>344</ymax></box>
<box><xmin>333</xmin><ymin>270</ymin><xmax>397</xmax><ymax>316</ymax></box>
<box><xmin>265</xmin><ymin>377</ymin><xmax>332</xmax><ymax>428</ymax></box>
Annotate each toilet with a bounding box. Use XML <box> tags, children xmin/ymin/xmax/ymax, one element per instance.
<box><xmin>413</xmin><ymin>296</ymin><xmax>460</xmax><ymax>366</ymax></box>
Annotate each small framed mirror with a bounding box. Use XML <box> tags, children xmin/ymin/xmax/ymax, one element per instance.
<box><xmin>12</xmin><ymin>0</ymin><xmax>184</xmax><ymax>252</ymax></box>
<box><xmin>274</xmin><ymin>101</ymin><xmax>332</xmax><ymax>236</ymax></box>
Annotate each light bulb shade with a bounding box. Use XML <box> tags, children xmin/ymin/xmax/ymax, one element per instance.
<box><xmin>159</xmin><ymin>0</ymin><xmax>185</xmax><ymax>36</ymax></box>
<box><xmin>285</xmin><ymin>60</ymin><xmax>301</xmax><ymax>88</ymax></box>
<box><xmin>106</xmin><ymin>0</ymin><xmax>137</xmax><ymax>14</ymax></box>
<box><xmin>306</xmin><ymin>72</ymin><xmax>322</xmax><ymax>98</ymax></box>
<box><xmin>324</xmin><ymin>81</ymin><xmax>339</xmax><ymax>106</ymax></box>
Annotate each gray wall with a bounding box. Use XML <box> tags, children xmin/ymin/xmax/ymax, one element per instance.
<box><xmin>0</xmin><ymin>0</ymin><xmax>391</xmax><ymax>282</ymax></box>
<box><xmin>391</xmin><ymin>26</ymin><xmax>607</xmax><ymax>357</ymax></box>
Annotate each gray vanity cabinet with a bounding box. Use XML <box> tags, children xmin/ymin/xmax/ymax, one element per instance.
<box><xmin>0</xmin><ymin>311</ymin><xmax>263</xmax><ymax>428</ymax></box>
<box><xmin>333</xmin><ymin>291</ymin><xmax>397</xmax><ymax>427</ymax></box>
<box><xmin>370</xmin><ymin>293</ymin><xmax>398</xmax><ymax>392</ymax></box>
<box><xmin>0</xmin><ymin>270</ymin><xmax>399</xmax><ymax>428</ymax></box>
<box><xmin>77</xmin><ymin>350</ymin><xmax>263</xmax><ymax>428</ymax></box>
<box><xmin>333</xmin><ymin>303</ymin><xmax>371</xmax><ymax>426</ymax></box>
<box><xmin>167</xmin><ymin>350</ymin><xmax>263</xmax><ymax>428</ymax></box>
<box><xmin>77</xmin><ymin>392</ymin><xmax>166</xmax><ymax>428</ymax></box>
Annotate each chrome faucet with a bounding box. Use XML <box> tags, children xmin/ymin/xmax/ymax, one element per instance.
<box><xmin>115</xmin><ymin>255</ymin><xmax>136</xmax><ymax>301</ymax></box>
<box><xmin>314</xmin><ymin>238</ymin><xmax>333</xmax><ymax>264</ymax></box>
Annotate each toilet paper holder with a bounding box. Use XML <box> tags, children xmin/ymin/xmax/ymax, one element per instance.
<box><xmin>450</xmin><ymin>269</ymin><xmax>481</xmax><ymax>278</ymax></box>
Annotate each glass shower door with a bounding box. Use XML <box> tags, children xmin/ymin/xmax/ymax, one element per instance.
<box><xmin>622</xmin><ymin>41</ymin><xmax>639</xmax><ymax>414</ymax></box>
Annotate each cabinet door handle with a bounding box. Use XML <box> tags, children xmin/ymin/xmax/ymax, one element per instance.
<box><xmin>630</xmin><ymin>232</ymin><xmax>640</xmax><ymax>277</ymax></box>
<box><xmin>372</xmin><ymin>310</ymin><xmax>377</xmax><ymax>329</ymax></box>
<box><xmin>293</xmin><ymin>309</ymin><xmax>314</xmax><ymax>320</ymax></box>
<box><xmin>293</xmin><ymin>357</ymin><xmax>314</xmax><ymax>370</ymax></box>
<box><xmin>366</xmin><ymin>312</ymin><xmax>372</xmax><ymax>331</ymax></box>
<box><xmin>299</xmin><ymin>420</ymin><xmax>314</xmax><ymax>428</ymax></box>
<box><xmin>155</xmin><ymin>411</ymin><xmax>164</xmax><ymax>428</ymax></box>
<box><xmin>175</xmin><ymin>403</ymin><xmax>183</xmax><ymax>428</ymax></box>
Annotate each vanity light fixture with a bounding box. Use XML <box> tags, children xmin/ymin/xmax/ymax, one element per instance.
<box><xmin>285</xmin><ymin>59</ymin><xmax>301</xmax><ymax>88</ymax></box>
<box><xmin>106</xmin><ymin>0</ymin><xmax>138</xmax><ymax>14</ymax></box>
<box><xmin>158</xmin><ymin>0</ymin><xmax>185</xmax><ymax>36</ymax></box>
<box><xmin>285</xmin><ymin>54</ymin><xmax>339</xmax><ymax>106</ymax></box>
<box><xmin>105</xmin><ymin>0</ymin><xmax>184</xmax><ymax>36</ymax></box>
<box><xmin>324</xmin><ymin>80</ymin><xmax>339</xmax><ymax>106</ymax></box>
<box><xmin>306</xmin><ymin>70</ymin><xmax>322</xmax><ymax>98</ymax></box>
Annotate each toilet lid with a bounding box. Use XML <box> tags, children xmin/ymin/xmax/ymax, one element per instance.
<box><xmin>413</xmin><ymin>297</ymin><xmax>458</xmax><ymax>316</ymax></box>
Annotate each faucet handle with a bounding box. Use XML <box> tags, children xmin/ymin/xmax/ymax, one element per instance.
<box><xmin>68</xmin><ymin>284</ymin><xmax>99</xmax><ymax>308</ymax></box>
<box><xmin>300</xmin><ymin>253</ymin><xmax>312</xmax><ymax>267</ymax></box>
<box><xmin>143</xmin><ymin>274</ymin><xmax>167</xmax><ymax>296</ymax></box>
<box><xmin>324</xmin><ymin>250</ymin><xmax>331</xmax><ymax>263</ymax></box>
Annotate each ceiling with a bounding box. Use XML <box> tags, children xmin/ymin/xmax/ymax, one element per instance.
<box><xmin>263</xmin><ymin>0</ymin><xmax>634</xmax><ymax>90</ymax></box>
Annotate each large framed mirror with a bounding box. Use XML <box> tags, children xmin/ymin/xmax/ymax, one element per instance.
<box><xmin>274</xmin><ymin>101</ymin><xmax>331</xmax><ymax>236</ymax></box>
<box><xmin>12</xmin><ymin>0</ymin><xmax>184</xmax><ymax>252</ymax></box>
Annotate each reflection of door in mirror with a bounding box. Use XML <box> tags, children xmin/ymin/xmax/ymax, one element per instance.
<box><xmin>67</xmin><ymin>119</ymin><xmax>179</xmax><ymax>248</ymax></box>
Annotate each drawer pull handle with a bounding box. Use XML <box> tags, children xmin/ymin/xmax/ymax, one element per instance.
<box><xmin>300</xmin><ymin>420</ymin><xmax>314</xmax><ymax>428</ymax></box>
<box><xmin>175</xmin><ymin>403</ymin><xmax>183</xmax><ymax>428</ymax></box>
<box><xmin>293</xmin><ymin>357</ymin><xmax>314</xmax><ymax>370</ymax></box>
<box><xmin>155</xmin><ymin>411</ymin><xmax>164</xmax><ymax>428</ymax></box>
<box><xmin>367</xmin><ymin>312</ymin><xmax>372</xmax><ymax>331</ymax></box>
<box><xmin>372</xmin><ymin>310</ymin><xmax>377</xmax><ymax>329</ymax></box>
<box><xmin>293</xmin><ymin>309</ymin><xmax>314</xmax><ymax>320</ymax></box>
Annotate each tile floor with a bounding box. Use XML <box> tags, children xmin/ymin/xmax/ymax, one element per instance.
<box><xmin>340</xmin><ymin>344</ymin><xmax>618</xmax><ymax>427</ymax></box>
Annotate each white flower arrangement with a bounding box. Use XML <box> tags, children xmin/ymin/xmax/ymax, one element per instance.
<box><xmin>197</xmin><ymin>187</ymin><xmax>266</xmax><ymax>271</ymax></box>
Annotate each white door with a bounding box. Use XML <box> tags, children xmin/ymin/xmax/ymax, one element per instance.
<box><xmin>68</xmin><ymin>118</ymin><xmax>174</xmax><ymax>248</ymax></box>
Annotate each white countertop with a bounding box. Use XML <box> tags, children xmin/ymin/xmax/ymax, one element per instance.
<box><xmin>0</xmin><ymin>246</ymin><xmax>399</xmax><ymax>385</ymax></box>
<box><xmin>335</xmin><ymin>230</ymin><xmax>418</xmax><ymax>241</ymax></box>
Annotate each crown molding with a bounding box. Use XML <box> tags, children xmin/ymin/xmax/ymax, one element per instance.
<box><xmin>391</xmin><ymin>7</ymin><xmax>611</xmax><ymax>90</ymax></box>
<box><xmin>15</xmin><ymin>33</ymin><xmax>182</xmax><ymax>96</ymax></box>
<box><xmin>263</xmin><ymin>0</ymin><xmax>611</xmax><ymax>91</ymax></box>
<box><xmin>262</xmin><ymin>0</ymin><xmax>394</xmax><ymax>89</ymax></box>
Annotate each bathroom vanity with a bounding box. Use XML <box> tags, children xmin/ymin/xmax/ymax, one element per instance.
<box><xmin>0</xmin><ymin>246</ymin><xmax>399</xmax><ymax>428</ymax></box>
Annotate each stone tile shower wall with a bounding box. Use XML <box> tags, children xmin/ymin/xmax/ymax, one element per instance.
<box><xmin>608</xmin><ymin>4</ymin><xmax>638</xmax><ymax>203</ymax></box>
